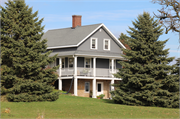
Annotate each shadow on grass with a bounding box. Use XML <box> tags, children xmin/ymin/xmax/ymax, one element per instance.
<box><xmin>102</xmin><ymin>99</ymin><xmax>116</xmax><ymax>104</ymax></box>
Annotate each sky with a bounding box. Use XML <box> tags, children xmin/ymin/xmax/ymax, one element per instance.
<box><xmin>1</xmin><ymin>0</ymin><xmax>180</xmax><ymax>64</ymax></box>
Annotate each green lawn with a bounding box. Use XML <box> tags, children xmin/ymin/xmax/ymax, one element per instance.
<box><xmin>1</xmin><ymin>94</ymin><xmax>180</xmax><ymax>118</ymax></box>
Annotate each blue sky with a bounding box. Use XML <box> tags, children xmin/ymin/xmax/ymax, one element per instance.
<box><xmin>1</xmin><ymin>0</ymin><xmax>180</xmax><ymax>64</ymax></box>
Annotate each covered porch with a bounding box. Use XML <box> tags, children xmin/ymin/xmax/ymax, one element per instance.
<box><xmin>58</xmin><ymin>77</ymin><xmax>121</xmax><ymax>99</ymax></box>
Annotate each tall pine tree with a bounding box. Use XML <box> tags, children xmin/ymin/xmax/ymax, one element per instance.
<box><xmin>1</xmin><ymin>0</ymin><xmax>59</xmax><ymax>102</ymax></box>
<box><xmin>111</xmin><ymin>12</ymin><xmax>179</xmax><ymax>108</ymax></box>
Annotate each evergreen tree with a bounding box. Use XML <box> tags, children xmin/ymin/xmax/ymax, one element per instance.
<box><xmin>1</xmin><ymin>0</ymin><xmax>59</xmax><ymax>102</ymax></box>
<box><xmin>111</xmin><ymin>12</ymin><xmax>179</xmax><ymax>108</ymax></box>
<box><xmin>119</xmin><ymin>33</ymin><xmax>130</xmax><ymax>50</ymax></box>
<box><xmin>157</xmin><ymin>58</ymin><xmax>179</xmax><ymax>108</ymax></box>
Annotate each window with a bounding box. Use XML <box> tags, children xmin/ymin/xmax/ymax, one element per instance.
<box><xmin>62</xmin><ymin>58</ymin><xmax>65</xmax><ymax>69</ymax></box>
<box><xmin>109</xmin><ymin>83</ymin><xmax>111</xmax><ymax>91</ymax></box>
<box><xmin>68</xmin><ymin>58</ymin><xmax>73</xmax><ymax>68</ymax></box>
<box><xmin>85</xmin><ymin>82</ymin><xmax>90</xmax><ymax>92</ymax></box>
<box><xmin>84</xmin><ymin>58</ymin><xmax>91</xmax><ymax>68</ymax></box>
<box><xmin>109</xmin><ymin>60</ymin><xmax>116</xmax><ymax>72</ymax></box>
<box><xmin>104</xmin><ymin>39</ymin><xmax>110</xmax><ymax>50</ymax></box>
<box><xmin>98</xmin><ymin>83</ymin><xmax>101</xmax><ymax>92</ymax></box>
<box><xmin>91</xmin><ymin>38</ymin><xmax>97</xmax><ymax>49</ymax></box>
<box><xmin>92</xmin><ymin>39</ymin><xmax>96</xmax><ymax>48</ymax></box>
<box><xmin>56</xmin><ymin>58</ymin><xmax>59</xmax><ymax>66</ymax></box>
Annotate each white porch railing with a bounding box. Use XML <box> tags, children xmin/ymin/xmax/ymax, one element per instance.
<box><xmin>96</xmin><ymin>68</ymin><xmax>112</xmax><ymax>77</ymax></box>
<box><xmin>77</xmin><ymin>68</ymin><xmax>93</xmax><ymax>77</ymax></box>
<box><xmin>60</xmin><ymin>68</ymin><xmax>74</xmax><ymax>77</ymax></box>
<box><xmin>57</xmin><ymin>68</ymin><xmax>119</xmax><ymax>77</ymax></box>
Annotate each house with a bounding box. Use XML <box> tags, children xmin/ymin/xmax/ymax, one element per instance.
<box><xmin>42</xmin><ymin>15</ymin><xmax>126</xmax><ymax>99</ymax></box>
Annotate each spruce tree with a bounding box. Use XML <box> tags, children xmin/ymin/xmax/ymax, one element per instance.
<box><xmin>157</xmin><ymin>58</ymin><xmax>179</xmax><ymax>108</ymax></box>
<box><xmin>1</xmin><ymin>0</ymin><xmax>59</xmax><ymax>102</ymax></box>
<box><xmin>111</xmin><ymin>12</ymin><xmax>179</xmax><ymax>108</ymax></box>
<box><xmin>119</xmin><ymin>33</ymin><xmax>130</xmax><ymax>50</ymax></box>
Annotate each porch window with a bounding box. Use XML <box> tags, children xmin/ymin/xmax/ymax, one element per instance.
<box><xmin>85</xmin><ymin>82</ymin><xmax>90</xmax><ymax>92</ymax></box>
<box><xmin>84</xmin><ymin>58</ymin><xmax>91</xmax><ymax>68</ymax></box>
<box><xmin>56</xmin><ymin>58</ymin><xmax>59</xmax><ymax>66</ymax></box>
<box><xmin>104</xmin><ymin>39</ymin><xmax>110</xmax><ymax>50</ymax></box>
<box><xmin>109</xmin><ymin>60</ymin><xmax>116</xmax><ymax>71</ymax></box>
<box><xmin>62</xmin><ymin>58</ymin><xmax>65</xmax><ymax>69</ymax></box>
<box><xmin>68</xmin><ymin>58</ymin><xmax>73</xmax><ymax>68</ymax></box>
<box><xmin>91</xmin><ymin>38</ymin><xmax>97</xmax><ymax>49</ymax></box>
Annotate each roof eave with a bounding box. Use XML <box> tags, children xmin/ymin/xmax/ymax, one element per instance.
<box><xmin>47</xmin><ymin>45</ymin><xmax>78</xmax><ymax>49</ymax></box>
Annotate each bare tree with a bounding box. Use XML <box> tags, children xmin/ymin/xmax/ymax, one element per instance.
<box><xmin>152</xmin><ymin>0</ymin><xmax>180</xmax><ymax>42</ymax></box>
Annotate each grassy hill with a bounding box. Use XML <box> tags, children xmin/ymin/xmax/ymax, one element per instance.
<box><xmin>1</xmin><ymin>94</ymin><xmax>179</xmax><ymax>118</ymax></box>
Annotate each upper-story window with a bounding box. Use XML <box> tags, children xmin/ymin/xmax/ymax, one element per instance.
<box><xmin>104</xmin><ymin>39</ymin><xmax>110</xmax><ymax>50</ymax></box>
<box><xmin>85</xmin><ymin>58</ymin><xmax>91</xmax><ymax>68</ymax></box>
<box><xmin>91</xmin><ymin>38</ymin><xmax>98</xmax><ymax>49</ymax></box>
<box><xmin>68</xmin><ymin>58</ymin><xmax>73</xmax><ymax>68</ymax></box>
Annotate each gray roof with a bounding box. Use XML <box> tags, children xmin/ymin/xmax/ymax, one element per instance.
<box><xmin>42</xmin><ymin>23</ymin><xmax>102</xmax><ymax>47</ymax></box>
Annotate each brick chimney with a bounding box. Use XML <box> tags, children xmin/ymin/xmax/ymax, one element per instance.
<box><xmin>72</xmin><ymin>15</ymin><xmax>81</xmax><ymax>28</ymax></box>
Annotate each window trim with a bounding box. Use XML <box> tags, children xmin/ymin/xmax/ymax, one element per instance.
<box><xmin>90</xmin><ymin>38</ymin><xmax>98</xmax><ymax>50</ymax></box>
<box><xmin>85</xmin><ymin>82</ymin><xmax>90</xmax><ymax>93</ymax></box>
<box><xmin>103</xmin><ymin>39</ymin><xmax>110</xmax><ymax>51</ymax></box>
<box><xmin>68</xmin><ymin>57</ymin><xmax>74</xmax><ymax>70</ymax></box>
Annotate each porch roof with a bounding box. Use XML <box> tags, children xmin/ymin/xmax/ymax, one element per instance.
<box><xmin>48</xmin><ymin>50</ymin><xmax>125</xmax><ymax>59</ymax></box>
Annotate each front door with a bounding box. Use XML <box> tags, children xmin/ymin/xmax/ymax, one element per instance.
<box><xmin>97</xmin><ymin>82</ymin><xmax>103</xmax><ymax>96</ymax></box>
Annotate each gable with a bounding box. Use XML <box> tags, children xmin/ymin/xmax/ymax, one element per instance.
<box><xmin>77</xmin><ymin>27</ymin><xmax>123</xmax><ymax>54</ymax></box>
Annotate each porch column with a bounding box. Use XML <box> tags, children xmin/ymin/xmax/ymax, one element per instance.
<box><xmin>92</xmin><ymin>78</ymin><xmax>96</xmax><ymax>98</ymax></box>
<box><xmin>59</xmin><ymin>57</ymin><xmax>62</xmax><ymax>77</ymax></box>
<box><xmin>111</xmin><ymin>59</ymin><xmax>114</xmax><ymax>75</ymax></box>
<box><xmin>74</xmin><ymin>56</ymin><xmax>78</xmax><ymax>96</ymax></box>
<box><xmin>111</xmin><ymin>79</ymin><xmax>114</xmax><ymax>91</ymax></box>
<box><xmin>74</xmin><ymin>56</ymin><xmax>77</xmax><ymax>76</ymax></box>
<box><xmin>58</xmin><ymin>78</ymin><xmax>62</xmax><ymax>90</ymax></box>
<box><xmin>92</xmin><ymin>57</ymin><xmax>96</xmax><ymax>98</ymax></box>
<box><xmin>74</xmin><ymin>77</ymin><xmax>78</xmax><ymax>96</ymax></box>
<box><xmin>111</xmin><ymin>59</ymin><xmax>115</xmax><ymax>91</ymax></box>
<box><xmin>93</xmin><ymin>57</ymin><xmax>96</xmax><ymax>77</ymax></box>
